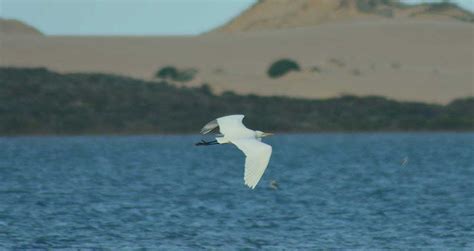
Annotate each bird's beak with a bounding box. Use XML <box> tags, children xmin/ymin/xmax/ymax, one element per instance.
<box><xmin>263</xmin><ymin>132</ymin><xmax>274</xmax><ymax>137</ymax></box>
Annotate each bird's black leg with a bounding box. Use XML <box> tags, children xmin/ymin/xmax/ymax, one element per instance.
<box><xmin>195</xmin><ymin>140</ymin><xmax>219</xmax><ymax>146</ymax></box>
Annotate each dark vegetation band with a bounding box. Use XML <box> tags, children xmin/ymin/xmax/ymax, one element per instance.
<box><xmin>0</xmin><ymin>67</ymin><xmax>472</xmax><ymax>135</ymax></box>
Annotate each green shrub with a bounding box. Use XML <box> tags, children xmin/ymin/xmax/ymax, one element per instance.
<box><xmin>155</xmin><ymin>66</ymin><xmax>197</xmax><ymax>82</ymax></box>
<box><xmin>173</xmin><ymin>68</ymin><xmax>197</xmax><ymax>82</ymax></box>
<box><xmin>267</xmin><ymin>59</ymin><xmax>300</xmax><ymax>78</ymax></box>
<box><xmin>155</xmin><ymin>66</ymin><xmax>178</xmax><ymax>79</ymax></box>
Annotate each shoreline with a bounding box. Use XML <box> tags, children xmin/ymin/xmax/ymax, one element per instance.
<box><xmin>1</xmin><ymin>130</ymin><xmax>473</xmax><ymax>138</ymax></box>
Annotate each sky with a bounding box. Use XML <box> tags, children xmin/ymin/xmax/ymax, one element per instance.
<box><xmin>1</xmin><ymin>0</ymin><xmax>473</xmax><ymax>35</ymax></box>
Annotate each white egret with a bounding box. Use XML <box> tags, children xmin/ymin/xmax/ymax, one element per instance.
<box><xmin>196</xmin><ymin>114</ymin><xmax>273</xmax><ymax>189</ymax></box>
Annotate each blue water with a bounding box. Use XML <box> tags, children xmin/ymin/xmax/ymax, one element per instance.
<box><xmin>0</xmin><ymin>133</ymin><xmax>473</xmax><ymax>249</ymax></box>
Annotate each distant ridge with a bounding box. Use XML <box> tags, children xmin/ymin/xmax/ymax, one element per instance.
<box><xmin>0</xmin><ymin>18</ymin><xmax>43</xmax><ymax>36</ymax></box>
<box><xmin>212</xmin><ymin>0</ymin><xmax>474</xmax><ymax>33</ymax></box>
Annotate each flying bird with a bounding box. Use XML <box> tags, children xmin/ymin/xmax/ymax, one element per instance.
<box><xmin>401</xmin><ymin>157</ymin><xmax>409</xmax><ymax>166</ymax></box>
<box><xmin>196</xmin><ymin>115</ymin><xmax>273</xmax><ymax>189</ymax></box>
<box><xmin>270</xmin><ymin>180</ymin><xmax>279</xmax><ymax>190</ymax></box>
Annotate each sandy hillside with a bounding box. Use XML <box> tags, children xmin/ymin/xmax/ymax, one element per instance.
<box><xmin>0</xmin><ymin>18</ymin><xmax>43</xmax><ymax>36</ymax></box>
<box><xmin>0</xmin><ymin>7</ymin><xmax>473</xmax><ymax>104</ymax></box>
<box><xmin>212</xmin><ymin>0</ymin><xmax>474</xmax><ymax>33</ymax></box>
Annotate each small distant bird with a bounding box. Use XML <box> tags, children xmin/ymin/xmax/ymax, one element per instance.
<box><xmin>270</xmin><ymin>180</ymin><xmax>279</xmax><ymax>190</ymax></box>
<box><xmin>401</xmin><ymin>157</ymin><xmax>409</xmax><ymax>166</ymax></box>
<box><xmin>196</xmin><ymin>114</ymin><xmax>273</xmax><ymax>189</ymax></box>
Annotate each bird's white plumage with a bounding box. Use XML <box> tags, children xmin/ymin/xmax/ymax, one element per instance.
<box><xmin>216</xmin><ymin>114</ymin><xmax>254</xmax><ymax>139</ymax></box>
<box><xmin>232</xmin><ymin>139</ymin><xmax>272</xmax><ymax>189</ymax></box>
<box><xmin>199</xmin><ymin>114</ymin><xmax>273</xmax><ymax>189</ymax></box>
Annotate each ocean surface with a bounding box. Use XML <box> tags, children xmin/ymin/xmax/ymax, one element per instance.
<box><xmin>0</xmin><ymin>133</ymin><xmax>473</xmax><ymax>249</ymax></box>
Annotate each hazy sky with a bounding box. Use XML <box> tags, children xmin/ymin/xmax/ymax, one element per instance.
<box><xmin>1</xmin><ymin>0</ymin><xmax>473</xmax><ymax>35</ymax></box>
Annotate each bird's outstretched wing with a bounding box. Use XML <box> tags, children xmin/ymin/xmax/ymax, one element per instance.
<box><xmin>216</xmin><ymin>114</ymin><xmax>254</xmax><ymax>138</ymax></box>
<box><xmin>200</xmin><ymin>115</ymin><xmax>247</xmax><ymax>135</ymax></box>
<box><xmin>231</xmin><ymin>139</ymin><xmax>272</xmax><ymax>189</ymax></box>
<box><xmin>200</xmin><ymin>119</ymin><xmax>219</xmax><ymax>134</ymax></box>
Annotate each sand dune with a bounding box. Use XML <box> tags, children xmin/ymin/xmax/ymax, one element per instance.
<box><xmin>212</xmin><ymin>0</ymin><xmax>474</xmax><ymax>33</ymax></box>
<box><xmin>1</xmin><ymin>19</ymin><xmax>472</xmax><ymax>104</ymax></box>
<box><xmin>0</xmin><ymin>18</ymin><xmax>43</xmax><ymax>36</ymax></box>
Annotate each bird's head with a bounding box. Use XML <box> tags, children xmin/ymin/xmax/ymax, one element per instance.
<box><xmin>256</xmin><ymin>130</ymin><xmax>274</xmax><ymax>138</ymax></box>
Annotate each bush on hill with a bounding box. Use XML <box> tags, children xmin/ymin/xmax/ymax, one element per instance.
<box><xmin>155</xmin><ymin>66</ymin><xmax>178</xmax><ymax>80</ymax></box>
<box><xmin>155</xmin><ymin>66</ymin><xmax>197</xmax><ymax>83</ymax></box>
<box><xmin>267</xmin><ymin>59</ymin><xmax>300</xmax><ymax>78</ymax></box>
